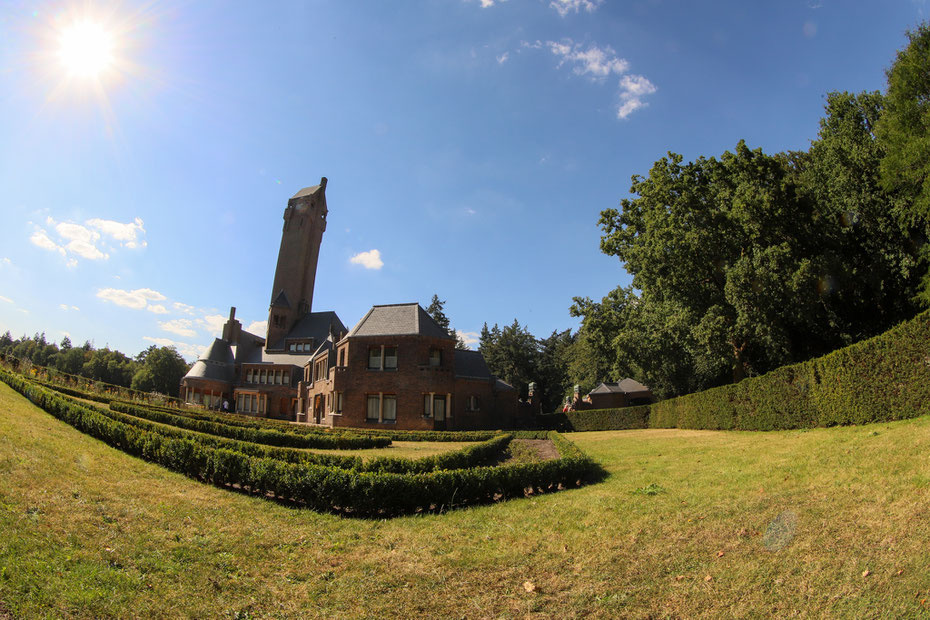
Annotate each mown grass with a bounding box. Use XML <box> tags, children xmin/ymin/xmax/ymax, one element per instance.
<box><xmin>2</xmin><ymin>382</ymin><xmax>929</xmax><ymax>618</ymax></box>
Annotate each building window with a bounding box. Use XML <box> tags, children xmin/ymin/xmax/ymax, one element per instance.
<box><xmin>336</xmin><ymin>392</ymin><xmax>343</xmax><ymax>414</ymax></box>
<box><xmin>274</xmin><ymin>369</ymin><xmax>282</xmax><ymax>385</ymax></box>
<box><xmin>366</xmin><ymin>393</ymin><xmax>396</xmax><ymax>422</ymax></box>
<box><xmin>423</xmin><ymin>394</ymin><xmax>432</xmax><ymax>416</ymax></box>
<box><xmin>368</xmin><ymin>345</ymin><xmax>398</xmax><ymax>370</ymax></box>
<box><xmin>383</xmin><ymin>395</ymin><xmax>396</xmax><ymax>422</ymax></box>
<box><xmin>366</xmin><ymin>395</ymin><xmax>380</xmax><ymax>421</ymax></box>
<box><xmin>429</xmin><ymin>348</ymin><xmax>441</xmax><ymax>367</ymax></box>
<box><xmin>338</xmin><ymin>347</ymin><xmax>346</xmax><ymax>367</ymax></box>
<box><xmin>466</xmin><ymin>395</ymin><xmax>481</xmax><ymax>411</ymax></box>
<box><xmin>246</xmin><ymin>369</ymin><xmax>253</xmax><ymax>383</ymax></box>
<box><xmin>289</xmin><ymin>343</ymin><xmax>296</xmax><ymax>352</ymax></box>
<box><xmin>384</xmin><ymin>347</ymin><xmax>397</xmax><ymax>370</ymax></box>
<box><xmin>283</xmin><ymin>372</ymin><xmax>290</xmax><ymax>385</ymax></box>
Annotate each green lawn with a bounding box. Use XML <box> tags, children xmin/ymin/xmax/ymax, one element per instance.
<box><xmin>2</xmin><ymin>381</ymin><xmax>929</xmax><ymax>618</ymax></box>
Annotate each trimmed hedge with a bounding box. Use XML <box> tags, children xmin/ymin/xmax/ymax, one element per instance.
<box><xmin>650</xmin><ymin>310</ymin><xmax>930</xmax><ymax>431</ymax></box>
<box><xmin>110</xmin><ymin>401</ymin><xmax>390</xmax><ymax>450</ymax></box>
<box><xmin>1</xmin><ymin>370</ymin><xmax>602</xmax><ymax>515</ymax></box>
<box><xmin>537</xmin><ymin>406</ymin><xmax>651</xmax><ymax>432</ymax></box>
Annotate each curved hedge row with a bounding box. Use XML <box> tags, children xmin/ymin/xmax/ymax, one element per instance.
<box><xmin>1</xmin><ymin>371</ymin><xmax>602</xmax><ymax>515</ymax></box>
<box><xmin>110</xmin><ymin>401</ymin><xmax>390</xmax><ymax>450</ymax></box>
<box><xmin>650</xmin><ymin>310</ymin><xmax>930</xmax><ymax>431</ymax></box>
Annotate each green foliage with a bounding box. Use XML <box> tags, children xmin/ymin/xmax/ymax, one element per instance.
<box><xmin>479</xmin><ymin>319</ymin><xmax>539</xmax><ymax>398</ymax></box>
<box><xmin>877</xmin><ymin>22</ymin><xmax>930</xmax><ymax>225</ymax></box>
<box><xmin>0</xmin><ymin>371</ymin><xmax>602</xmax><ymax>515</ymax></box>
<box><xmin>649</xmin><ymin>310</ymin><xmax>930</xmax><ymax>430</ymax></box>
<box><xmin>630</xmin><ymin>483</ymin><xmax>665</xmax><ymax>496</ymax></box>
<box><xmin>130</xmin><ymin>345</ymin><xmax>190</xmax><ymax>397</ymax></box>
<box><xmin>110</xmin><ymin>401</ymin><xmax>391</xmax><ymax>450</ymax></box>
<box><xmin>563</xmin><ymin>406</ymin><xmax>651</xmax><ymax>432</ymax></box>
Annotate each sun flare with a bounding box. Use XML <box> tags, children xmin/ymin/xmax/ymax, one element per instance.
<box><xmin>58</xmin><ymin>21</ymin><xmax>115</xmax><ymax>78</ymax></box>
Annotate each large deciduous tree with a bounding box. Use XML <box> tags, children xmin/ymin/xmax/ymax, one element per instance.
<box><xmin>131</xmin><ymin>345</ymin><xmax>190</xmax><ymax>396</ymax></box>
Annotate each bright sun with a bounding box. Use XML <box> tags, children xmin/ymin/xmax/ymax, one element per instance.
<box><xmin>58</xmin><ymin>21</ymin><xmax>115</xmax><ymax>78</ymax></box>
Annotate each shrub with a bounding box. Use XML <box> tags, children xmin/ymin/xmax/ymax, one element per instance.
<box><xmin>1</xmin><ymin>370</ymin><xmax>603</xmax><ymax>516</ymax></box>
<box><xmin>650</xmin><ymin>310</ymin><xmax>930</xmax><ymax>430</ymax></box>
<box><xmin>110</xmin><ymin>401</ymin><xmax>390</xmax><ymax>450</ymax></box>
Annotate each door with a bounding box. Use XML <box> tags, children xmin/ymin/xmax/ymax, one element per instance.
<box><xmin>313</xmin><ymin>394</ymin><xmax>323</xmax><ymax>424</ymax></box>
<box><xmin>433</xmin><ymin>396</ymin><xmax>446</xmax><ymax>430</ymax></box>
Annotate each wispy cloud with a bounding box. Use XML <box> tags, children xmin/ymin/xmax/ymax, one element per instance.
<box><xmin>58</xmin><ymin>304</ymin><xmax>80</xmax><ymax>311</ymax></box>
<box><xmin>617</xmin><ymin>74</ymin><xmax>657</xmax><ymax>119</ymax></box>
<box><xmin>159</xmin><ymin>318</ymin><xmax>197</xmax><ymax>338</ymax></box>
<box><xmin>198</xmin><ymin>314</ymin><xmax>227</xmax><ymax>335</ymax></box>
<box><xmin>245</xmin><ymin>320</ymin><xmax>267</xmax><ymax>335</ymax></box>
<box><xmin>143</xmin><ymin>336</ymin><xmax>202</xmax><ymax>361</ymax></box>
<box><xmin>522</xmin><ymin>38</ymin><xmax>656</xmax><ymax>119</ymax></box>
<box><xmin>543</xmin><ymin>39</ymin><xmax>629</xmax><ymax>80</ymax></box>
<box><xmin>350</xmin><ymin>249</ymin><xmax>384</xmax><ymax>270</ymax></box>
<box><xmin>456</xmin><ymin>329</ymin><xmax>480</xmax><ymax>349</ymax></box>
<box><xmin>497</xmin><ymin>52</ymin><xmax>509</xmax><ymax>64</ymax></box>
<box><xmin>549</xmin><ymin>0</ymin><xmax>603</xmax><ymax>17</ymax></box>
<box><xmin>173</xmin><ymin>302</ymin><xmax>196</xmax><ymax>315</ymax></box>
<box><xmin>0</xmin><ymin>295</ymin><xmax>13</xmax><ymax>304</ymax></box>
<box><xmin>28</xmin><ymin>216</ymin><xmax>147</xmax><ymax>266</ymax></box>
<box><xmin>97</xmin><ymin>287</ymin><xmax>167</xmax><ymax>311</ymax></box>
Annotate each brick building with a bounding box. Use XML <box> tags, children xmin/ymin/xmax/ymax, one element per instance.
<box><xmin>299</xmin><ymin>303</ymin><xmax>517</xmax><ymax>430</ymax></box>
<box><xmin>180</xmin><ymin>178</ymin><xmax>517</xmax><ymax>429</ymax></box>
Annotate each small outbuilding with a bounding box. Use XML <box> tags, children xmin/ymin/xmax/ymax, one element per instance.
<box><xmin>587</xmin><ymin>378</ymin><xmax>655</xmax><ymax>409</ymax></box>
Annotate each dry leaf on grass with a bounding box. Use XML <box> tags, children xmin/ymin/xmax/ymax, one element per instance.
<box><xmin>704</xmin><ymin>575</ymin><xmax>713</xmax><ymax>582</ymax></box>
<box><xmin>523</xmin><ymin>581</ymin><xmax>536</xmax><ymax>593</ymax></box>
<box><xmin>862</xmin><ymin>570</ymin><xmax>871</xmax><ymax>578</ymax></box>
<box><xmin>716</xmin><ymin>550</ymin><xmax>725</xmax><ymax>558</ymax></box>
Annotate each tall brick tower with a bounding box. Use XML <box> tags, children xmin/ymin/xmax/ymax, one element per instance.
<box><xmin>265</xmin><ymin>177</ymin><xmax>328</xmax><ymax>349</ymax></box>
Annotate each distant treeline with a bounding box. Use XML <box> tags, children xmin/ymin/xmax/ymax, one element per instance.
<box><xmin>0</xmin><ymin>332</ymin><xmax>190</xmax><ymax>397</ymax></box>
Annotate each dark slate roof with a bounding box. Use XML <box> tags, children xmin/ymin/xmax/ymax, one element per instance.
<box><xmin>495</xmin><ymin>378</ymin><xmax>516</xmax><ymax>392</ymax></box>
<box><xmin>183</xmin><ymin>338</ymin><xmax>235</xmax><ymax>383</ymax></box>
<box><xmin>231</xmin><ymin>329</ymin><xmax>265</xmax><ymax>365</ymax></box>
<box><xmin>346</xmin><ymin>303</ymin><xmax>454</xmax><ymax>339</ymax></box>
<box><xmin>454</xmin><ymin>349</ymin><xmax>492</xmax><ymax>380</ymax></box>
<box><xmin>280</xmin><ymin>310</ymin><xmax>346</xmax><ymax>344</ymax></box>
<box><xmin>201</xmin><ymin>338</ymin><xmax>235</xmax><ymax>365</ymax></box>
<box><xmin>310</xmin><ymin>336</ymin><xmax>337</xmax><ymax>366</ymax></box>
<box><xmin>590</xmin><ymin>378</ymin><xmax>651</xmax><ymax>395</ymax></box>
<box><xmin>270</xmin><ymin>290</ymin><xmax>291</xmax><ymax>308</ymax></box>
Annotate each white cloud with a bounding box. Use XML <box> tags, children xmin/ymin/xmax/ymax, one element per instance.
<box><xmin>65</xmin><ymin>239</ymin><xmax>108</xmax><ymax>260</ymax></box>
<box><xmin>147</xmin><ymin>304</ymin><xmax>169</xmax><ymax>315</ymax></box>
<box><xmin>159</xmin><ymin>319</ymin><xmax>197</xmax><ymax>338</ymax></box>
<box><xmin>2</xmin><ymin>258</ymin><xmax>11</xmax><ymax>265</ymax></box>
<box><xmin>30</xmin><ymin>230</ymin><xmax>66</xmax><ymax>255</ymax></box>
<box><xmin>546</xmin><ymin>39</ymin><xmax>629</xmax><ymax>79</ymax></box>
<box><xmin>549</xmin><ymin>0</ymin><xmax>602</xmax><ymax>16</ymax></box>
<box><xmin>465</xmin><ymin>208</ymin><xmax>477</xmax><ymax>216</ymax></box>
<box><xmin>97</xmin><ymin>287</ymin><xmax>167</xmax><ymax>310</ymax></box>
<box><xmin>86</xmin><ymin>217</ymin><xmax>147</xmax><ymax>249</ymax></box>
<box><xmin>617</xmin><ymin>74</ymin><xmax>657</xmax><ymax>119</ymax></box>
<box><xmin>58</xmin><ymin>304</ymin><xmax>80</xmax><ymax>311</ymax></box>
<box><xmin>55</xmin><ymin>221</ymin><xmax>98</xmax><ymax>244</ymax></box>
<box><xmin>30</xmin><ymin>216</ymin><xmax>146</xmax><ymax>266</ymax></box>
<box><xmin>497</xmin><ymin>52</ymin><xmax>509</xmax><ymax>64</ymax></box>
<box><xmin>0</xmin><ymin>296</ymin><xmax>12</xmax><ymax>304</ymax></box>
<box><xmin>524</xmin><ymin>38</ymin><xmax>656</xmax><ymax>120</ymax></box>
<box><xmin>245</xmin><ymin>320</ymin><xmax>267</xmax><ymax>335</ymax></box>
<box><xmin>143</xmin><ymin>336</ymin><xmax>203</xmax><ymax>361</ymax></box>
<box><xmin>350</xmin><ymin>249</ymin><xmax>384</xmax><ymax>270</ymax></box>
<box><xmin>198</xmin><ymin>314</ymin><xmax>227</xmax><ymax>335</ymax></box>
<box><xmin>173</xmin><ymin>302</ymin><xmax>196</xmax><ymax>315</ymax></box>
<box><xmin>456</xmin><ymin>330</ymin><xmax>480</xmax><ymax>349</ymax></box>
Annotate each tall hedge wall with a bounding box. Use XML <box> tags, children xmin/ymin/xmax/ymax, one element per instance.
<box><xmin>650</xmin><ymin>310</ymin><xmax>930</xmax><ymax>431</ymax></box>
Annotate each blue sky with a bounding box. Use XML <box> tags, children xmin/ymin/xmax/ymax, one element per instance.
<box><xmin>0</xmin><ymin>0</ymin><xmax>926</xmax><ymax>360</ymax></box>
